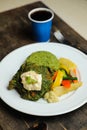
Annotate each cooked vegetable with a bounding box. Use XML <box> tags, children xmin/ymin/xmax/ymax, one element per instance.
<box><xmin>44</xmin><ymin>91</ymin><xmax>58</xmax><ymax>103</ymax></box>
<box><xmin>51</xmin><ymin>70</ymin><xmax>64</xmax><ymax>89</ymax></box>
<box><xmin>52</xmin><ymin>71</ymin><xmax>58</xmax><ymax>81</ymax></box>
<box><xmin>63</xmin><ymin>76</ymin><xmax>78</xmax><ymax>80</ymax></box>
<box><xmin>60</xmin><ymin>69</ymin><xmax>67</xmax><ymax>78</ymax></box>
<box><xmin>44</xmin><ymin>57</ymin><xmax>83</xmax><ymax>102</ymax></box>
<box><xmin>59</xmin><ymin>57</ymin><xmax>77</xmax><ymax>73</ymax></box>
<box><xmin>53</xmin><ymin>81</ymin><xmax>82</xmax><ymax>97</ymax></box>
<box><xmin>61</xmin><ymin>80</ymin><xmax>71</xmax><ymax>88</ymax></box>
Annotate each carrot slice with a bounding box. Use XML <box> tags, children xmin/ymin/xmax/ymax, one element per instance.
<box><xmin>52</xmin><ymin>71</ymin><xmax>58</xmax><ymax>81</ymax></box>
<box><xmin>62</xmin><ymin>80</ymin><xmax>71</xmax><ymax>88</ymax></box>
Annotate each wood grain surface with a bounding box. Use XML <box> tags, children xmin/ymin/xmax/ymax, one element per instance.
<box><xmin>0</xmin><ymin>1</ymin><xmax>87</xmax><ymax>130</ymax></box>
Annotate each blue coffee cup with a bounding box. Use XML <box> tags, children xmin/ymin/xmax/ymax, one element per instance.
<box><xmin>28</xmin><ymin>8</ymin><xmax>54</xmax><ymax>42</ymax></box>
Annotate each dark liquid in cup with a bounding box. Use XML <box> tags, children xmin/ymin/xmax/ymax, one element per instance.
<box><xmin>31</xmin><ymin>10</ymin><xmax>52</xmax><ymax>21</ymax></box>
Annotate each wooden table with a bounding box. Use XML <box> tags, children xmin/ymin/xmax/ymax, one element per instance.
<box><xmin>0</xmin><ymin>1</ymin><xmax>87</xmax><ymax>130</ymax></box>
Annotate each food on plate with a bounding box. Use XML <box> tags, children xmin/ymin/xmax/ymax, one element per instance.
<box><xmin>52</xmin><ymin>82</ymin><xmax>82</xmax><ymax>97</ymax></box>
<box><xmin>25</xmin><ymin>51</ymin><xmax>59</xmax><ymax>71</ymax></box>
<box><xmin>8</xmin><ymin>51</ymin><xmax>82</xmax><ymax>103</ymax></box>
<box><xmin>8</xmin><ymin>51</ymin><xmax>59</xmax><ymax>101</ymax></box>
<box><xmin>44</xmin><ymin>91</ymin><xmax>58</xmax><ymax>103</ymax></box>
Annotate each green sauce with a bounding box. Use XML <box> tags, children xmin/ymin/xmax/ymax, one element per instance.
<box><xmin>26</xmin><ymin>51</ymin><xmax>59</xmax><ymax>71</ymax></box>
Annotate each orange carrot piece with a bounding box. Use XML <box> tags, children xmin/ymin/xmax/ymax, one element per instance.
<box><xmin>62</xmin><ymin>80</ymin><xmax>71</xmax><ymax>88</ymax></box>
<box><xmin>52</xmin><ymin>71</ymin><xmax>58</xmax><ymax>81</ymax></box>
<box><xmin>73</xmin><ymin>80</ymin><xmax>78</xmax><ymax>83</ymax></box>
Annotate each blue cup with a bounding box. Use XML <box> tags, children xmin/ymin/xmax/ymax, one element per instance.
<box><xmin>28</xmin><ymin>8</ymin><xmax>54</xmax><ymax>42</ymax></box>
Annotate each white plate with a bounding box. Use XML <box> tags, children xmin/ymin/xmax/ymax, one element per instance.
<box><xmin>0</xmin><ymin>42</ymin><xmax>87</xmax><ymax>116</ymax></box>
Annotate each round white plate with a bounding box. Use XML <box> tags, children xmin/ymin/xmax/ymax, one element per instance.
<box><xmin>0</xmin><ymin>42</ymin><xmax>87</xmax><ymax>116</ymax></box>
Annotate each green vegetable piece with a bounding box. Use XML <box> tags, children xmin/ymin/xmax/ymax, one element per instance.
<box><xmin>60</xmin><ymin>69</ymin><xmax>78</xmax><ymax>80</ymax></box>
<box><xmin>26</xmin><ymin>76</ymin><xmax>37</xmax><ymax>84</ymax></box>
<box><xmin>63</xmin><ymin>76</ymin><xmax>78</xmax><ymax>80</ymax></box>
<box><xmin>60</xmin><ymin>69</ymin><xmax>68</xmax><ymax>78</ymax></box>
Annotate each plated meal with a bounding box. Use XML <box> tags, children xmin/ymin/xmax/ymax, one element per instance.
<box><xmin>0</xmin><ymin>43</ymin><xmax>87</xmax><ymax>116</ymax></box>
<box><xmin>8</xmin><ymin>50</ymin><xmax>82</xmax><ymax>103</ymax></box>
